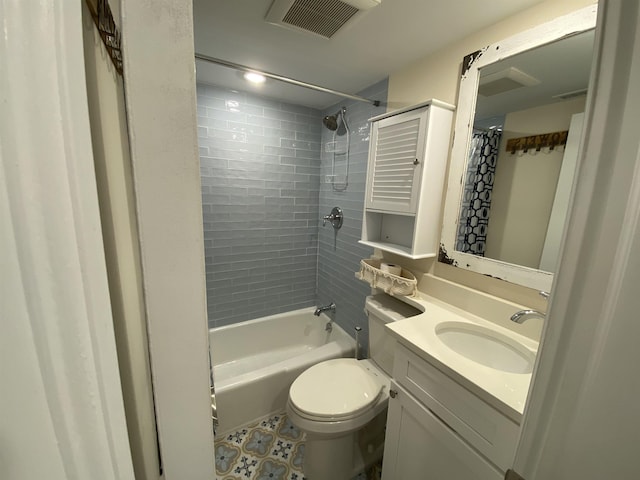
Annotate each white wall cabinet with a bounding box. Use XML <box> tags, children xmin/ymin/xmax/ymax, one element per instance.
<box><xmin>360</xmin><ymin>101</ymin><xmax>454</xmax><ymax>259</ymax></box>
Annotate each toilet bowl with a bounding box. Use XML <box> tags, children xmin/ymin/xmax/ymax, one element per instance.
<box><xmin>287</xmin><ymin>358</ymin><xmax>389</xmax><ymax>434</ymax></box>
<box><xmin>286</xmin><ymin>358</ymin><xmax>389</xmax><ymax>480</ymax></box>
<box><xmin>286</xmin><ymin>294</ymin><xmax>421</xmax><ymax>480</ymax></box>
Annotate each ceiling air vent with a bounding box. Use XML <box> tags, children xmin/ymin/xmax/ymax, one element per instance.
<box><xmin>266</xmin><ymin>0</ymin><xmax>381</xmax><ymax>39</ymax></box>
<box><xmin>478</xmin><ymin>67</ymin><xmax>540</xmax><ymax>97</ymax></box>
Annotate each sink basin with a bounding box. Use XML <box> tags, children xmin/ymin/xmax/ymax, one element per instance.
<box><xmin>435</xmin><ymin>322</ymin><xmax>535</xmax><ymax>374</ymax></box>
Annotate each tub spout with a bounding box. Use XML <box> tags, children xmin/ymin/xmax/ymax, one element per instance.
<box><xmin>314</xmin><ymin>302</ymin><xmax>336</xmax><ymax>316</ymax></box>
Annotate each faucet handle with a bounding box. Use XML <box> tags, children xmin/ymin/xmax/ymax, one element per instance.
<box><xmin>322</xmin><ymin>207</ymin><xmax>343</xmax><ymax>229</ymax></box>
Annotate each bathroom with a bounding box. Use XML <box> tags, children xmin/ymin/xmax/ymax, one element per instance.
<box><xmin>129</xmin><ymin>0</ymin><xmax>636</xmax><ymax>478</ymax></box>
<box><xmin>192</xmin><ymin>0</ymin><xmax>593</xmax><ymax>478</ymax></box>
<box><xmin>6</xmin><ymin>1</ymin><xmax>639</xmax><ymax>480</ymax></box>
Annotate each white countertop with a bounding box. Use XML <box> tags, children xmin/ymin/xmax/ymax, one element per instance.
<box><xmin>385</xmin><ymin>292</ymin><xmax>538</xmax><ymax>421</ymax></box>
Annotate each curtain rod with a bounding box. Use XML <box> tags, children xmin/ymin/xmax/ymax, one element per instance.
<box><xmin>194</xmin><ymin>53</ymin><xmax>381</xmax><ymax>107</ymax></box>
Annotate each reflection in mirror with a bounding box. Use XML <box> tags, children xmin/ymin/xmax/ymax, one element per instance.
<box><xmin>441</xmin><ymin>6</ymin><xmax>597</xmax><ymax>291</ymax></box>
<box><xmin>456</xmin><ymin>30</ymin><xmax>594</xmax><ymax>271</ymax></box>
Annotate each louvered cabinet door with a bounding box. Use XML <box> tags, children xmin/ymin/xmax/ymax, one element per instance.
<box><xmin>365</xmin><ymin>108</ymin><xmax>428</xmax><ymax>214</ymax></box>
<box><xmin>360</xmin><ymin>100</ymin><xmax>454</xmax><ymax>258</ymax></box>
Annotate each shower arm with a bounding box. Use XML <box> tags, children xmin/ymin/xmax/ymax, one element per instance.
<box><xmin>331</xmin><ymin>107</ymin><xmax>346</xmax><ymax>118</ymax></box>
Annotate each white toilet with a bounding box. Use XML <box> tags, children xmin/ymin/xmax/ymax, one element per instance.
<box><xmin>286</xmin><ymin>294</ymin><xmax>420</xmax><ymax>480</ymax></box>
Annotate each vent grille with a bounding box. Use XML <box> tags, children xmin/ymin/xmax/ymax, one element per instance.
<box><xmin>282</xmin><ymin>0</ymin><xmax>359</xmax><ymax>38</ymax></box>
<box><xmin>478</xmin><ymin>67</ymin><xmax>540</xmax><ymax>97</ymax></box>
<box><xmin>371</xmin><ymin>118</ymin><xmax>420</xmax><ymax>204</ymax></box>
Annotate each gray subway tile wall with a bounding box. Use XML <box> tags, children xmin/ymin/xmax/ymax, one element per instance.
<box><xmin>197</xmin><ymin>80</ymin><xmax>389</xmax><ymax>335</ymax></box>
<box><xmin>317</xmin><ymin>79</ymin><xmax>389</xmax><ymax>354</ymax></box>
<box><xmin>197</xmin><ymin>84</ymin><xmax>322</xmax><ymax>328</ymax></box>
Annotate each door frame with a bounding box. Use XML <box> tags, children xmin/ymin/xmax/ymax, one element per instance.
<box><xmin>119</xmin><ymin>1</ymin><xmax>217</xmax><ymax>479</ymax></box>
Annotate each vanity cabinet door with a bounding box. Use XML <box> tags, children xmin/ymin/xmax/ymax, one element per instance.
<box><xmin>382</xmin><ymin>381</ymin><xmax>502</xmax><ymax>480</ymax></box>
<box><xmin>393</xmin><ymin>343</ymin><xmax>520</xmax><ymax>470</ymax></box>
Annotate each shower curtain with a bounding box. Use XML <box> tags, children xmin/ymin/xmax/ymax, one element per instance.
<box><xmin>456</xmin><ymin>128</ymin><xmax>502</xmax><ymax>255</ymax></box>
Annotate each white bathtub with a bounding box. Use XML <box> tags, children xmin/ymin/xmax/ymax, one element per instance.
<box><xmin>209</xmin><ymin>307</ymin><xmax>355</xmax><ymax>435</ymax></box>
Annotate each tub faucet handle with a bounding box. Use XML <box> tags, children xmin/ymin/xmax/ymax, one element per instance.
<box><xmin>322</xmin><ymin>207</ymin><xmax>343</xmax><ymax>229</ymax></box>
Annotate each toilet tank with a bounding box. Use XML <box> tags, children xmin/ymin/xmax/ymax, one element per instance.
<box><xmin>365</xmin><ymin>294</ymin><xmax>421</xmax><ymax>375</ymax></box>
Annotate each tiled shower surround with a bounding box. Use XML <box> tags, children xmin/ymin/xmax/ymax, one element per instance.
<box><xmin>197</xmin><ymin>80</ymin><xmax>388</xmax><ymax>331</ymax></box>
<box><xmin>317</xmin><ymin>79</ymin><xmax>388</xmax><ymax>354</ymax></box>
<box><xmin>197</xmin><ymin>84</ymin><xmax>322</xmax><ymax>327</ymax></box>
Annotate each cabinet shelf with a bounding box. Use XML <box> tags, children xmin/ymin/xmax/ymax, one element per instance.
<box><xmin>358</xmin><ymin>240</ymin><xmax>434</xmax><ymax>259</ymax></box>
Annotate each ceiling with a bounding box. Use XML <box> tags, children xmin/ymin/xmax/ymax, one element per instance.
<box><xmin>192</xmin><ymin>0</ymin><xmax>544</xmax><ymax>109</ymax></box>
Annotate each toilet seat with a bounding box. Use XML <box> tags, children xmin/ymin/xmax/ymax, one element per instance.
<box><xmin>289</xmin><ymin>358</ymin><xmax>384</xmax><ymax>421</ymax></box>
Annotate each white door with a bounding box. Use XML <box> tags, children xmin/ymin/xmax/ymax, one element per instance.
<box><xmin>538</xmin><ymin>112</ymin><xmax>584</xmax><ymax>272</ymax></box>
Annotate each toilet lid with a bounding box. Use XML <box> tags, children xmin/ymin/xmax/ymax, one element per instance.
<box><xmin>289</xmin><ymin>358</ymin><xmax>383</xmax><ymax>419</ymax></box>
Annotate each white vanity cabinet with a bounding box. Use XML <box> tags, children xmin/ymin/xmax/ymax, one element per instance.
<box><xmin>382</xmin><ymin>344</ymin><xmax>520</xmax><ymax>479</ymax></box>
<box><xmin>383</xmin><ymin>381</ymin><xmax>502</xmax><ymax>480</ymax></box>
<box><xmin>360</xmin><ymin>101</ymin><xmax>454</xmax><ymax>259</ymax></box>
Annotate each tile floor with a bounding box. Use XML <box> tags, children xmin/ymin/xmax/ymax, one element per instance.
<box><xmin>214</xmin><ymin>412</ymin><xmax>382</xmax><ymax>480</ymax></box>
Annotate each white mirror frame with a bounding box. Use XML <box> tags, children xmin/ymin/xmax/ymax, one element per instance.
<box><xmin>440</xmin><ymin>5</ymin><xmax>598</xmax><ymax>292</ymax></box>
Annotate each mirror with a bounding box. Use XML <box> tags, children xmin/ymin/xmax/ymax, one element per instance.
<box><xmin>440</xmin><ymin>6</ymin><xmax>597</xmax><ymax>291</ymax></box>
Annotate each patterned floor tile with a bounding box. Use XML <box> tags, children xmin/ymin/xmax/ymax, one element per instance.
<box><xmin>214</xmin><ymin>412</ymin><xmax>382</xmax><ymax>480</ymax></box>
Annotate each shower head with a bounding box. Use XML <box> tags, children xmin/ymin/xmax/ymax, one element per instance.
<box><xmin>323</xmin><ymin>113</ymin><xmax>339</xmax><ymax>131</ymax></box>
<box><xmin>322</xmin><ymin>107</ymin><xmax>347</xmax><ymax>131</ymax></box>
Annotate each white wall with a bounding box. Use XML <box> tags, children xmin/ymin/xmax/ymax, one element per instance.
<box><xmin>121</xmin><ymin>0</ymin><xmax>217</xmax><ymax>478</ymax></box>
<box><xmin>81</xmin><ymin>2</ymin><xmax>159</xmax><ymax>479</ymax></box>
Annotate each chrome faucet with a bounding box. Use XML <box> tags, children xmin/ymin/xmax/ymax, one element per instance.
<box><xmin>322</xmin><ymin>207</ymin><xmax>343</xmax><ymax>229</ymax></box>
<box><xmin>511</xmin><ymin>291</ymin><xmax>548</xmax><ymax>324</ymax></box>
<box><xmin>510</xmin><ymin>309</ymin><xmax>546</xmax><ymax>323</ymax></box>
<box><xmin>315</xmin><ymin>302</ymin><xmax>336</xmax><ymax>332</ymax></box>
<box><xmin>314</xmin><ymin>302</ymin><xmax>336</xmax><ymax>316</ymax></box>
